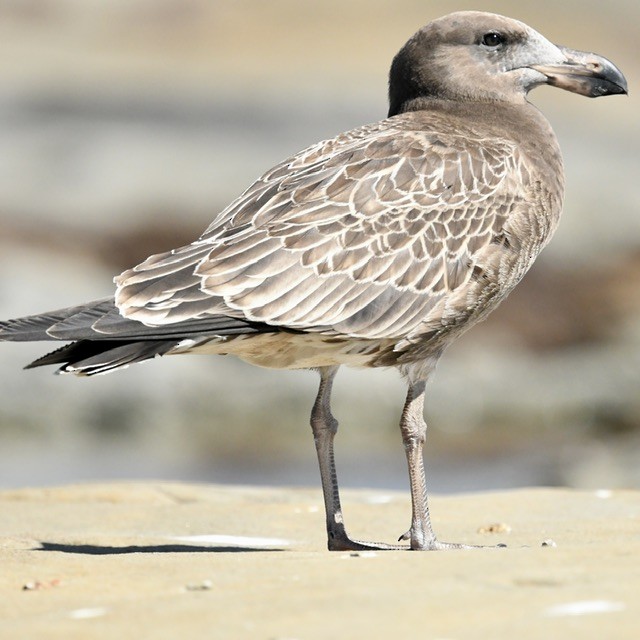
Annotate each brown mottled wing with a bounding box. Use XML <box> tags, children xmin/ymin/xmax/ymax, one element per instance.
<box><xmin>115</xmin><ymin>116</ymin><xmax>525</xmax><ymax>340</ymax></box>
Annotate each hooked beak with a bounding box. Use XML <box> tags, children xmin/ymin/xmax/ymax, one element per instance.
<box><xmin>531</xmin><ymin>47</ymin><xmax>628</xmax><ymax>97</ymax></box>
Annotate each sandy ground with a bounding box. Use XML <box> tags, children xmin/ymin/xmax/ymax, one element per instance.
<box><xmin>0</xmin><ymin>483</ymin><xmax>638</xmax><ymax>639</ymax></box>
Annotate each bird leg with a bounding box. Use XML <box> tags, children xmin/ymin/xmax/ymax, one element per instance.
<box><xmin>398</xmin><ymin>380</ymin><xmax>475</xmax><ymax>550</ymax></box>
<box><xmin>311</xmin><ymin>366</ymin><xmax>404</xmax><ymax>551</ymax></box>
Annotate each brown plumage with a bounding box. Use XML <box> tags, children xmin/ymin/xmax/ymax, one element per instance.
<box><xmin>0</xmin><ymin>12</ymin><xmax>627</xmax><ymax>550</ymax></box>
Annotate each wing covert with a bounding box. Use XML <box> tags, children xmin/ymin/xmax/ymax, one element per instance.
<box><xmin>115</xmin><ymin>115</ymin><xmax>527</xmax><ymax>340</ymax></box>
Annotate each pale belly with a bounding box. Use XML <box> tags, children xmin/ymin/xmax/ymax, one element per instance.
<box><xmin>167</xmin><ymin>332</ymin><xmax>397</xmax><ymax>370</ymax></box>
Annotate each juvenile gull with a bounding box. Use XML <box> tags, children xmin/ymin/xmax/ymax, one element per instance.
<box><xmin>0</xmin><ymin>12</ymin><xmax>627</xmax><ymax>550</ymax></box>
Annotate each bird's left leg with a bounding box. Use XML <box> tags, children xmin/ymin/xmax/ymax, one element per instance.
<box><xmin>398</xmin><ymin>379</ymin><xmax>474</xmax><ymax>550</ymax></box>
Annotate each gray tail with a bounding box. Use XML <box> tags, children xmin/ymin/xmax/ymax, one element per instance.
<box><xmin>0</xmin><ymin>297</ymin><xmax>273</xmax><ymax>376</ymax></box>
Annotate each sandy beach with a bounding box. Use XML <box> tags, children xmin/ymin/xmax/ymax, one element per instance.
<box><xmin>0</xmin><ymin>483</ymin><xmax>638</xmax><ymax>639</ymax></box>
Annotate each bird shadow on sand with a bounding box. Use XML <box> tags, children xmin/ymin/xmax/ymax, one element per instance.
<box><xmin>36</xmin><ymin>541</ymin><xmax>285</xmax><ymax>554</ymax></box>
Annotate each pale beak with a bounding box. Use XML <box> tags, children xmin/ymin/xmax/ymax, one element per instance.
<box><xmin>531</xmin><ymin>47</ymin><xmax>628</xmax><ymax>97</ymax></box>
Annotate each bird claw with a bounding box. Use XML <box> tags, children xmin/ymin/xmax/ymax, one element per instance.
<box><xmin>398</xmin><ymin>528</ymin><xmax>509</xmax><ymax>550</ymax></box>
<box><xmin>328</xmin><ymin>527</ymin><xmax>506</xmax><ymax>551</ymax></box>
<box><xmin>329</xmin><ymin>539</ymin><xmax>408</xmax><ymax>552</ymax></box>
<box><xmin>328</xmin><ymin>530</ymin><xmax>408</xmax><ymax>551</ymax></box>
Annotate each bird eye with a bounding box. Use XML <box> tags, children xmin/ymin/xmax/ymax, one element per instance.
<box><xmin>481</xmin><ymin>32</ymin><xmax>505</xmax><ymax>47</ymax></box>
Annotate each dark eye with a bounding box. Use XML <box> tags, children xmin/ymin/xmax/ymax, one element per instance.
<box><xmin>481</xmin><ymin>32</ymin><xmax>505</xmax><ymax>48</ymax></box>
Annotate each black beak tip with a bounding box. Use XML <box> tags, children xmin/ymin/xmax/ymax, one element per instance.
<box><xmin>595</xmin><ymin>59</ymin><xmax>628</xmax><ymax>97</ymax></box>
<box><xmin>607</xmin><ymin>69</ymin><xmax>628</xmax><ymax>97</ymax></box>
<box><xmin>617</xmin><ymin>80</ymin><xmax>629</xmax><ymax>97</ymax></box>
<box><xmin>594</xmin><ymin>77</ymin><xmax>628</xmax><ymax>98</ymax></box>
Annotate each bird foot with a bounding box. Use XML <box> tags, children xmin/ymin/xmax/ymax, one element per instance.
<box><xmin>327</xmin><ymin>529</ymin><xmax>506</xmax><ymax>551</ymax></box>
<box><xmin>328</xmin><ymin>534</ymin><xmax>505</xmax><ymax>551</ymax></box>
<box><xmin>412</xmin><ymin>539</ymin><xmax>507</xmax><ymax>550</ymax></box>
<box><xmin>327</xmin><ymin>529</ymin><xmax>408</xmax><ymax>551</ymax></box>
<box><xmin>398</xmin><ymin>528</ymin><xmax>507</xmax><ymax>550</ymax></box>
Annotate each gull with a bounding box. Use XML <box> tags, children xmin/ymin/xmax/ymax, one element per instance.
<box><xmin>0</xmin><ymin>12</ymin><xmax>627</xmax><ymax>550</ymax></box>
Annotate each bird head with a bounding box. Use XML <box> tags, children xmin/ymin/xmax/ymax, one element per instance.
<box><xmin>388</xmin><ymin>11</ymin><xmax>628</xmax><ymax>116</ymax></box>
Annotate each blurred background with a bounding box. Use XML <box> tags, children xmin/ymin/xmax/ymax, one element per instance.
<box><xmin>0</xmin><ymin>0</ymin><xmax>638</xmax><ymax>493</ymax></box>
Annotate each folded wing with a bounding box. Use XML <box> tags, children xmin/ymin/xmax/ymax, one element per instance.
<box><xmin>116</xmin><ymin>115</ymin><xmax>526</xmax><ymax>341</ymax></box>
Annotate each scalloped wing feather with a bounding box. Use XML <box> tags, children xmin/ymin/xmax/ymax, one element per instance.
<box><xmin>115</xmin><ymin>113</ymin><xmax>526</xmax><ymax>340</ymax></box>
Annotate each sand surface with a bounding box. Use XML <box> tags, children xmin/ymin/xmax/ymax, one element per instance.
<box><xmin>0</xmin><ymin>483</ymin><xmax>638</xmax><ymax>639</ymax></box>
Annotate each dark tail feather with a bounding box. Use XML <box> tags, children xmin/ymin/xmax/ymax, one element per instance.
<box><xmin>0</xmin><ymin>299</ymin><xmax>114</xmax><ymax>341</ymax></box>
<box><xmin>26</xmin><ymin>339</ymin><xmax>180</xmax><ymax>376</ymax></box>
<box><xmin>1</xmin><ymin>297</ymin><xmax>274</xmax><ymax>342</ymax></box>
<box><xmin>2</xmin><ymin>297</ymin><xmax>280</xmax><ymax>376</ymax></box>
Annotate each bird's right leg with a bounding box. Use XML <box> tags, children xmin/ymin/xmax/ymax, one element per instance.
<box><xmin>311</xmin><ymin>366</ymin><xmax>404</xmax><ymax>551</ymax></box>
